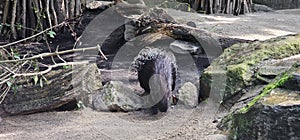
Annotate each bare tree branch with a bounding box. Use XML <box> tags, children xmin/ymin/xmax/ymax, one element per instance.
<box><xmin>0</xmin><ymin>22</ymin><xmax>66</xmax><ymax>49</ymax></box>
<box><xmin>97</xmin><ymin>44</ymin><xmax>108</xmax><ymax>60</ymax></box>
<box><xmin>0</xmin><ymin>45</ymin><xmax>101</xmax><ymax>63</ymax></box>
<box><xmin>0</xmin><ymin>65</ymin><xmax>16</xmax><ymax>75</ymax></box>
<box><xmin>13</xmin><ymin>61</ymin><xmax>89</xmax><ymax>77</ymax></box>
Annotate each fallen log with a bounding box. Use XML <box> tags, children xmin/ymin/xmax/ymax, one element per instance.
<box><xmin>0</xmin><ymin>64</ymin><xmax>102</xmax><ymax>116</ymax></box>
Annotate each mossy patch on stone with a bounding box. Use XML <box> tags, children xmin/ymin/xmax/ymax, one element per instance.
<box><xmin>239</xmin><ymin>71</ymin><xmax>292</xmax><ymax>114</ymax></box>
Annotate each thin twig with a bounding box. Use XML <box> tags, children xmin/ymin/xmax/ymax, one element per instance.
<box><xmin>0</xmin><ymin>45</ymin><xmax>100</xmax><ymax>63</ymax></box>
<box><xmin>0</xmin><ymin>21</ymin><xmax>66</xmax><ymax>49</ymax></box>
<box><xmin>0</xmin><ymin>60</ymin><xmax>29</xmax><ymax>82</ymax></box>
<box><xmin>0</xmin><ymin>65</ymin><xmax>16</xmax><ymax>74</ymax></box>
<box><xmin>0</xmin><ymin>71</ymin><xmax>12</xmax><ymax>79</ymax></box>
<box><xmin>0</xmin><ymin>85</ymin><xmax>10</xmax><ymax>104</ymax></box>
<box><xmin>66</xmin><ymin>22</ymin><xmax>77</xmax><ymax>38</ymax></box>
<box><xmin>45</xmin><ymin>35</ymin><xmax>57</xmax><ymax>64</ymax></box>
<box><xmin>97</xmin><ymin>44</ymin><xmax>108</xmax><ymax>60</ymax></box>
<box><xmin>13</xmin><ymin>61</ymin><xmax>89</xmax><ymax>77</ymax></box>
<box><xmin>0</xmin><ymin>78</ymin><xmax>10</xmax><ymax>85</ymax></box>
<box><xmin>73</xmin><ymin>35</ymin><xmax>81</xmax><ymax>49</ymax></box>
<box><xmin>56</xmin><ymin>45</ymin><xmax>67</xmax><ymax>63</ymax></box>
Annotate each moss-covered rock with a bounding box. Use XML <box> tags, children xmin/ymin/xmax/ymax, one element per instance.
<box><xmin>227</xmin><ymin>88</ymin><xmax>300</xmax><ymax>140</ymax></box>
<box><xmin>200</xmin><ymin>34</ymin><xmax>300</xmax><ymax>102</ymax></box>
<box><xmin>218</xmin><ymin>57</ymin><xmax>300</xmax><ymax>139</ymax></box>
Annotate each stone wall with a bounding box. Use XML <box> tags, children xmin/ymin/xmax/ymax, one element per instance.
<box><xmin>253</xmin><ymin>0</ymin><xmax>300</xmax><ymax>10</ymax></box>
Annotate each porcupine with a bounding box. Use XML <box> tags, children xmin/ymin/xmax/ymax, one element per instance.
<box><xmin>131</xmin><ymin>47</ymin><xmax>180</xmax><ymax>114</ymax></box>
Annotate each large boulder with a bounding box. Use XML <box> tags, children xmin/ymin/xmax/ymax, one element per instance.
<box><xmin>215</xmin><ymin>41</ymin><xmax>300</xmax><ymax>139</ymax></box>
<box><xmin>200</xmin><ymin>34</ymin><xmax>300</xmax><ymax>103</ymax></box>
<box><xmin>223</xmin><ymin>87</ymin><xmax>300</xmax><ymax>140</ymax></box>
<box><xmin>92</xmin><ymin>81</ymin><xmax>142</xmax><ymax>112</ymax></box>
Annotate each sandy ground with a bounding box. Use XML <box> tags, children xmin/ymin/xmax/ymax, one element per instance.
<box><xmin>167</xmin><ymin>9</ymin><xmax>300</xmax><ymax>40</ymax></box>
<box><xmin>0</xmin><ymin>102</ymin><xmax>226</xmax><ymax>140</ymax></box>
<box><xmin>1</xmin><ymin>9</ymin><xmax>300</xmax><ymax>140</ymax></box>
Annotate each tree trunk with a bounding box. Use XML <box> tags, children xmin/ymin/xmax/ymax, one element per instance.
<box><xmin>0</xmin><ymin>0</ymin><xmax>84</xmax><ymax>40</ymax></box>
<box><xmin>190</xmin><ymin>0</ymin><xmax>252</xmax><ymax>15</ymax></box>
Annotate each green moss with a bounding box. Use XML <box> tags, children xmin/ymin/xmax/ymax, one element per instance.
<box><xmin>220</xmin><ymin>110</ymin><xmax>256</xmax><ymax>139</ymax></box>
<box><xmin>239</xmin><ymin>72</ymin><xmax>292</xmax><ymax>114</ymax></box>
<box><xmin>229</xmin><ymin>109</ymin><xmax>258</xmax><ymax>140</ymax></box>
<box><xmin>227</xmin><ymin>63</ymin><xmax>251</xmax><ymax>82</ymax></box>
<box><xmin>218</xmin><ymin>35</ymin><xmax>300</xmax><ymax>67</ymax></box>
<box><xmin>219</xmin><ymin>113</ymin><xmax>233</xmax><ymax>130</ymax></box>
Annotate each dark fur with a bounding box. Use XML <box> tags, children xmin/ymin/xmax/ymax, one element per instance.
<box><xmin>131</xmin><ymin>47</ymin><xmax>179</xmax><ymax>114</ymax></box>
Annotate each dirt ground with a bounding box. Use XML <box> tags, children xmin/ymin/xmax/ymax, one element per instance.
<box><xmin>1</xmin><ymin>9</ymin><xmax>300</xmax><ymax>140</ymax></box>
<box><xmin>167</xmin><ymin>9</ymin><xmax>300</xmax><ymax>41</ymax></box>
<box><xmin>0</xmin><ymin>101</ymin><xmax>226</xmax><ymax>140</ymax></box>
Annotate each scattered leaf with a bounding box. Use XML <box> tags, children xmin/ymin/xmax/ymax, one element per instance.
<box><xmin>13</xmin><ymin>53</ymin><xmax>20</xmax><ymax>59</ymax></box>
<box><xmin>16</xmin><ymin>24</ymin><xmax>22</xmax><ymax>30</ymax></box>
<box><xmin>47</xmin><ymin>31</ymin><xmax>56</xmax><ymax>38</ymax></box>
<box><xmin>33</xmin><ymin>75</ymin><xmax>38</xmax><ymax>85</ymax></box>
<box><xmin>39</xmin><ymin>78</ymin><xmax>43</xmax><ymax>88</ymax></box>
<box><xmin>6</xmin><ymin>81</ymin><xmax>12</xmax><ymax>87</ymax></box>
<box><xmin>63</xmin><ymin>65</ymin><xmax>71</xmax><ymax>69</ymax></box>
<box><xmin>13</xmin><ymin>85</ymin><xmax>18</xmax><ymax>94</ymax></box>
<box><xmin>33</xmin><ymin>7</ymin><xmax>38</xmax><ymax>13</ymax></box>
<box><xmin>42</xmin><ymin>75</ymin><xmax>49</xmax><ymax>84</ymax></box>
<box><xmin>34</xmin><ymin>63</ymin><xmax>39</xmax><ymax>71</ymax></box>
<box><xmin>77</xmin><ymin>101</ymin><xmax>85</xmax><ymax>109</ymax></box>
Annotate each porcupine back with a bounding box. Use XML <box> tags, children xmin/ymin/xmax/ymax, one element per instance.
<box><xmin>131</xmin><ymin>47</ymin><xmax>179</xmax><ymax>114</ymax></box>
